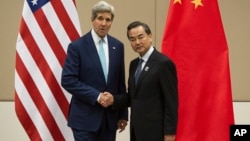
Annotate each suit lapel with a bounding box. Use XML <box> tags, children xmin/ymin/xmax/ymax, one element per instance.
<box><xmin>107</xmin><ymin>37</ymin><xmax>113</xmax><ymax>84</ymax></box>
<box><xmin>107</xmin><ymin>36</ymin><xmax>117</xmax><ymax>85</ymax></box>
<box><xmin>135</xmin><ymin>50</ymin><xmax>158</xmax><ymax>91</ymax></box>
<box><xmin>85</xmin><ymin>32</ymin><xmax>106</xmax><ymax>83</ymax></box>
<box><xmin>128</xmin><ymin>59</ymin><xmax>138</xmax><ymax>95</ymax></box>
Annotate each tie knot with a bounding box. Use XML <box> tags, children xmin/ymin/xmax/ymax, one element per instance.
<box><xmin>99</xmin><ymin>38</ymin><xmax>104</xmax><ymax>44</ymax></box>
<box><xmin>139</xmin><ymin>58</ymin><xmax>144</xmax><ymax>64</ymax></box>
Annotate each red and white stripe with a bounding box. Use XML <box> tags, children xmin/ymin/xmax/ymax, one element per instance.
<box><xmin>15</xmin><ymin>0</ymin><xmax>81</xmax><ymax>140</ymax></box>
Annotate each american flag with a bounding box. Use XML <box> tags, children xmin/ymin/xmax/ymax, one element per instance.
<box><xmin>14</xmin><ymin>0</ymin><xmax>81</xmax><ymax>140</ymax></box>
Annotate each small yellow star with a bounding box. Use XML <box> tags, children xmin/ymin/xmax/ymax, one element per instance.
<box><xmin>174</xmin><ymin>0</ymin><xmax>182</xmax><ymax>4</ymax></box>
<box><xmin>191</xmin><ymin>0</ymin><xmax>203</xmax><ymax>9</ymax></box>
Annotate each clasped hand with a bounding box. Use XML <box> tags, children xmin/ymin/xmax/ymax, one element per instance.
<box><xmin>98</xmin><ymin>92</ymin><xmax>114</xmax><ymax>108</ymax></box>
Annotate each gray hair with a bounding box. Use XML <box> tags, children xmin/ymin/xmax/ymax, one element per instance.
<box><xmin>91</xmin><ymin>1</ymin><xmax>115</xmax><ymax>21</ymax></box>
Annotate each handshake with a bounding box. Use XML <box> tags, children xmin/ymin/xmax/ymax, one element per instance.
<box><xmin>98</xmin><ymin>92</ymin><xmax>114</xmax><ymax>108</ymax></box>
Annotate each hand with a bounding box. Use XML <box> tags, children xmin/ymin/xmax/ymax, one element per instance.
<box><xmin>164</xmin><ymin>135</ymin><xmax>175</xmax><ymax>141</ymax></box>
<box><xmin>98</xmin><ymin>92</ymin><xmax>114</xmax><ymax>107</ymax></box>
<box><xmin>117</xmin><ymin>120</ymin><xmax>127</xmax><ymax>133</ymax></box>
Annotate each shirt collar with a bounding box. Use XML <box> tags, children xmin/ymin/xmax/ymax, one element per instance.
<box><xmin>140</xmin><ymin>46</ymin><xmax>154</xmax><ymax>62</ymax></box>
<box><xmin>91</xmin><ymin>29</ymin><xmax>108</xmax><ymax>44</ymax></box>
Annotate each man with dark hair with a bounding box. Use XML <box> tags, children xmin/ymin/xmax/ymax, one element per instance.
<box><xmin>101</xmin><ymin>21</ymin><xmax>178</xmax><ymax>141</ymax></box>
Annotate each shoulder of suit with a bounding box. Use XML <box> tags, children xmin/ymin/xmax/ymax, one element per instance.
<box><xmin>107</xmin><ymin>34</ymin><xmax>123</xmax><ymax>44</ymax></box>
<box><xmin>130</xmin><ymin>58</ymin><xmax>140</xmax><ymax>66</ymax></box>
<box><xmin>151</xmin><ymin>49</ymin><xmax>173</xmax><ymax>62</ymax></box>
<box><xmin>69</xmin><ymin>33</ymin><xmax>92</xmax><ymax>48</ymax></box>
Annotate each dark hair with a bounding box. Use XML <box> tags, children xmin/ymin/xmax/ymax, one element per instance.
<box><xmin>127</xmin><ymin>21</ymin><xmax>152</xmax><ymax>38</ymax></box>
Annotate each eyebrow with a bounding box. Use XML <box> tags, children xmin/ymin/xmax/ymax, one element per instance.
<box><xmin>129</xmin><ymin>33</ymin><xmax>144</xmax><ymax>38</ymax></box>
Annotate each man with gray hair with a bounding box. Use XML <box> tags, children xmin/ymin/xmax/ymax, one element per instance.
<box><xmin>61</xmin><ymin>1</ymin><xmax>128</xmax><ymax>141</ymax></box>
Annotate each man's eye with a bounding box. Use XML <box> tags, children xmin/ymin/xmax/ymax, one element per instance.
<box><xmin>129</xmin><ymin>38</ymin><xmax>135</xmax><ymax>42</ymax></box>
<box><xmin>97</xmin><ymin>17</ymin><xmax>104</xmax><ymax>21</ymax></box>
<box><xmin>138</xmin><ymin>36</ymin><xmax>144</xmax><ymax>39</ymax></box>
<box><xmin>106</xmin><ymin>19</ymin><xmax>111</xmax><ymax>22</ymax></box>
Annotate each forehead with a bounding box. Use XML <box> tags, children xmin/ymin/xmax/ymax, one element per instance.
<box><xmin>128</xmin><ymin>26</ymin><xmax>146</xmax><ymax>37</ymax></box>
<box><xmin>96</xmin><ymin>12</ymin><xmax>112</xmax><ymax>18</ymax></box>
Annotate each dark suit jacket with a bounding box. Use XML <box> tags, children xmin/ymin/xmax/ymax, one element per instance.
<box><xmin>113</xmin><ymin>48</ymin><xmax>178</xmax><ymax>141</ymax></box>
<box><xmin>61</xmin><ymin>31</ymin><xmax>128</xmax><ymax>132</ymax></box>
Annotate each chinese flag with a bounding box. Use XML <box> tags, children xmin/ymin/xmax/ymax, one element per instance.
<box><xmin>161</xmin><ymin>0</ymin><xmax>234</xmax><ymax>141</ymax></box>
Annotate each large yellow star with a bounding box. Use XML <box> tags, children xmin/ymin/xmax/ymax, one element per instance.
<box><xmin>174</xmin><ymin>0</ymin><xmax>182</xmax><ymax>4</ymax></box>
<box><xmin>191</xmin><ymin>0</ymin><xmax>203</xmax><ymax>9</ymax></box>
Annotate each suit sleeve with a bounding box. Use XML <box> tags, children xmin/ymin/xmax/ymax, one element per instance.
<box><xmin>117</xmin><ymin>43</ymin><xmax>129</xmax><ymax>120</ymax></box>
<box><xmin>113</xmin><ymin>94</ymin><xmax>130</xmax><ymax>110</ymax></box>
<box><xmin>159</xmin><ymin>59</ymin><xmax>178</xmax><ymax>135</ymax></box>
<box><xmin>112</xmin><ymin>59</ymin><xmax>130</xmax><ymax>111</ymax></box>
<box><xmin>61</xmin><ymin>43</ymin><xmax>100</xmax><ymax>105</ymax></box>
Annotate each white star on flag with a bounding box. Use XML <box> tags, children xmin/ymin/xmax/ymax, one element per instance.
<box><xmin>31</xmin><ymin>0</ymin><xmax>38</xmax><ymax>6</ymax></box>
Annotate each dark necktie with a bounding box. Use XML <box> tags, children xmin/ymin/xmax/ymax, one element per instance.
<box><xmin>134</xmin><ymin>58</ymin><xmax>144</xmax><ymax>86</ymax></box>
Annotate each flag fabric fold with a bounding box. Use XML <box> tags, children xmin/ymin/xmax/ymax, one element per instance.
<box><xmin>14</xmin><ymin>0</ymin><xmax>81</xmax><ymax>140</ymax></box>
<box><xmin>161</xmin><ymin>0</ymin><xmax>234</xmax><ymax>140</ymax></box>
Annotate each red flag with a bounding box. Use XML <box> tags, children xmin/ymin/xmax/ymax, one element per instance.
<box><xmin>14</xmin><ymin>0</ymin><xmax>81</xmax><ymax>140</ymax></box>
<box><xmin>161</xmin><ymin>0</ymin><xmax>234</xmax><ymax>140</ymax></box>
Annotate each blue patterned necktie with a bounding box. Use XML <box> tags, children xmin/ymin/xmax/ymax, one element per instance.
<box><xmin>98</xmin><ymin>39</ymin><xmax>108</xmax><ymax>82</ymax></box>
<box><xmin>134</xmin><ymin>58</ymin><xmax>144</xmax><ymax>86</ymax></box>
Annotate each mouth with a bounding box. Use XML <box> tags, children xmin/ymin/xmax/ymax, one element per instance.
<box><xmin>100</xmin><ymin>28</ymin><xmax>106</xmax><ymax>31</ymax></box>
<box><xmin>136</xmin><ymin>46</ymin><xmax>142</xmax><ymax>50</ymax></box>
<box><xmin>135</xmin><ymin>47</ymin><xmax>143</xmax><ymax>52</ymax></box>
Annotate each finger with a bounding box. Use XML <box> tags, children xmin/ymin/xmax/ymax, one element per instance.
<box><xmin>119</xmin><ymin>127</ymin><xmax>125</xmax><ymax>133</ymax></box>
